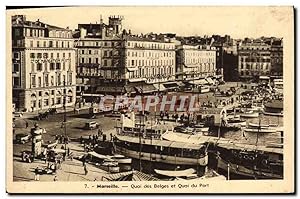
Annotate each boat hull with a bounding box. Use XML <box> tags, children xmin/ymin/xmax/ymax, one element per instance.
<box><xmin>262</xmin><ymin>110</ymin><xmax>283</xmax><ymax>117</ymax></box>
<box><xmin>115</xmin><ymin>146</ymin><xmax>208</xmax><ymax>166</ymax></box>
<box><xmin>217</xmin><ymin>157</ymin><xmax>283</xmax><ymax>179</ymax></box>
<box><xmin>226</xmin><ymin>121</ymin><xmax>247</xmax><ymax>128</ymax></box>
<box><xmin>244</xmin><ymin>128</ymin><xmax>278</xmax><ymax>133</ymax></box>
<box><xmin>240</xmin><ymin>112</ymin><xmax>259</xmax><ymax>118</ymax></box>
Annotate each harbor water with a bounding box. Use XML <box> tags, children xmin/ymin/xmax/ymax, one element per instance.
<box><xmin>222</xmin><ymin>115</ymin><xmax>283</xmax><ymax>146</ymax></box>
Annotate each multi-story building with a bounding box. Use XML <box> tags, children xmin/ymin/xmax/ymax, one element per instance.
<box><xmin>176</xmin><ymin>44</ymin><xmax>217</xmax><ymax>81</ymax></box>
<box><xmin>12</xmin><ymin>15</ymin><xmax>76</xmax><ymax>112</ymax></box>
<box><xmin>75</xmin><ymin>16</ymin><xmax>176</xmax><ymax>95</ymax></box>
<box><xmin>238</xmin><ymin>42</ymin><xmax>271</xmax><ymax>79</ymax></box>
<box><xmin>270</xmin><ymin>39</ymin><xmax>283</xmax><ymax>76</ymax></box>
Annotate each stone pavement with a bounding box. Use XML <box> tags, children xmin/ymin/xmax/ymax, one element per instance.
<box><xmin>13</xmin><ymin>142</ymin><xmax>109</xmax><ymax>182</ymax></box>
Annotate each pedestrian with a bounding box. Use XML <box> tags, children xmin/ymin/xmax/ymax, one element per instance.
<box><xmin>63</xmin><ymin>152</ymin><xmax>66</xmax><ymax>161</ymax></box>
<box><xmin>82</xmin><ymin>157</ymin><xmax>86</xmax><ymax>166</ymax></box>
<box><xmin>97</xmin><ymin>128</ymin><xmax>101</xmax><ymax>137</ymax></box>
<box><xmin>34</xmin><ymin>167</ymin><xmax>40</xmax><ymax>181</ymax></box>
<box><xmin>25</xmin><ymin>121</ymin><xmax>29</xmax><ymax>129</ymax></box>
<box><xmin>53</xmin><ymin>176</ymin><xmax>58</xmax><ymax>181</ymax></box>
<box><xmin>84</xmin><ymin>164</ymin><xmax>88</xmax><ymax>175</ymax></box>
<box><xmin>67</xmin><ymin>148</ymin><xmax>70</xmax><ymax>156</ymax></box>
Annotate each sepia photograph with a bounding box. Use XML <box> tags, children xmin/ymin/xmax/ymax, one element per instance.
<box><xmin>6</xmin><ymin>6</ymin><xmax>294</xmax><ymax>194</ymax></box>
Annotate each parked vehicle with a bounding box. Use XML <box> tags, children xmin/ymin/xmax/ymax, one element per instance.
<box><xmin>16</xmin><ymin>133</ymin><xmax>31</xmax><ymax>144</ymax></box>
<box><xmin>13</xmin><ymin>112</ymin><xmax>23</xmax><ymax>118</ymax></box>
<box><xmin>84</xmin><ymin>121</ymin><xmax>99</xmax><ymax>130</ymax></box>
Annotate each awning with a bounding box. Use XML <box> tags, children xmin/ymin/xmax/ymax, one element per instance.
<box><xmin>259</xmin><ymin>76</ymin><xmax>270</xmax><ymax>80</ymax></box>
<box><xmin>206</xmin><ymin>77</ymin><xmax>215</xmax><ymax>85</ymax></box>
<box><xmin>153</xmin><ymin>83</ymin><xmax>166</xmax><ymax>91</ymax></box>
<box><xmin>163</xmin><ymin>82</ymin><xmax>179</xmax><ymax>89</ymax></box>
<box><xmin>128</xmin><ymin>78</ymin><xmax>146</xmax><ymax>83</ymax></box>
<box><xmin>96</xmin><ymin>87</ymin><xmax>125</xmax><ymax>93</ymax></box>
<box><xmin>188</xmin><ymin>79</ymin><xmax>208</xmax><ymax>85</ymax></box>
<box><xmin>127</xmin><ymin>67</ymin><xmax>138</xmax><ymax>71</ymax></box>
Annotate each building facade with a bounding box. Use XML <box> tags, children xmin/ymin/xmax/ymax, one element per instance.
<box><xmin>270</xmin><ymin>39</ymin><xmax>283</xmax><ymax>76</ymax></box>
<box><xmin>12</xmin><ymin>15</ymin><xmax>76</xmax><ymax>112</ymax></box>
<box><xmin>238</xmin><ymin>42</ymin><xmax>271</xmax><ymax>79</ymax></box>
<box><xmin>176</xmin><ymin>45</ymin><xmax>217</xmax><ymax>81</ymax></box>
<box><xmin>75</xmin><ymin>16</ymin><xmax>176</xmax><ymax>95</ymax></box>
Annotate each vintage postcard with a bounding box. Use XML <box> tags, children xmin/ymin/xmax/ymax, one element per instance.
<box><xmin>6</xmin><ymin>6</ymin><xmax>294</xmax><ymax>194</ymax></box>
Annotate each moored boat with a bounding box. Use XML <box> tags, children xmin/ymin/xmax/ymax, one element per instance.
<box><xmin>243</xmin><ymin>127</ymin><xmax>278</xmax><ymax>133</ymax></box>
<box><xmin>240</xmin><ymin>110</ymin><xmax>259</xmax><ymax>118</ymax></box>
<box><xmin>225</xmin><ymin>118</ymin><xmax>247</xmax><ymax>128</ymax></box>
<box><xmin>216</xmin><ymin>143</ymin><xmax>283</xmax><ymax>179</ymax></box>
<box><xmin>262</xmin><ymin>109</ymin><xmax>283</xmax><ymax>117</ymax></box>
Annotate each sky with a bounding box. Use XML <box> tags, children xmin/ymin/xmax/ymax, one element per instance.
<box><xmin>6</xmin><ymin>6</ymin><xmax>293</xmax><ymax>39</ymax></box>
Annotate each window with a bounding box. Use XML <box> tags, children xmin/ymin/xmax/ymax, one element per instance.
<box><xmin>13</xmin><ymin>52</ymin><xmax>19</xmax><ymax>59</ymax></box>
<box><xmin>57</xmin><ymin>53</ymin><xmax>60</xmax><ymax>58</ymax></box>
<box><xmin>57</xmin><ymin>73</ymin><xmax>61</xmax><ymax>85</ymax></box>
<box><xmin>50</xmin><ymin>63</ymin><xmax>55</xmax><ymax>70</ymax></box>
<box><xmin>50</xmin><ymin>53</ymin><xmax>54</xmax><ymax>58</ymax></box>
<box><xmin>38</xmin><ymin>77</ymin><xmax>42</xmax><ymax>87</ymax></box>
<box><xmin>13</xmin><ymin>64</ymin><xmax>19</xmax><ymax>72</ymax></box>
<box><xmin>44</xmin><ymin>99</ymin><xmax>49</xmax><ymax>106</ymax></box>
<box><xmin>56</xmin><ymin>97</ymin><xmax>61</xmax><ymax>104</ymax></box>
<box><xmin>56</xmin><ymin>63</ymin><xmax>61</xmax><ymax>70</ymax></box>
<box><xmin>39</xmin><ymin>91</ymin><xmax>42</xmax><ymax>96</ymax></box>
<box><xmin>95</xmin><ymin>58</ymin><xmax>98</xmax><ymax>63</ymax></box>
<box><xmin>89</xmin><ymin>58</ymin><xmax>92</xmax><ymax>63</ymax></box>
<box><xmin>56</xmin><ymin>41</ymin><xmax>59</xmax><ymax>48</ymax></box>
<box><xmin>62</xmin><ymin>42</ymin><xmax>64</xmax><ymax>48</ymax></box>
<box><xmin>37</xmin><ymin>41</ymin><xmax>40</xmax><ymax>47</ymax></box>
<box><xmin>89</xmin><ymin>50</ymin><xmax>92</xmax><ymax>54</ymax></box>
<box><xmin>30</xmin><ymin>29</ymin><xmax>33</xmax><ymax>37</ymax></box>
<box><xmin>69</xmin><ymin>73</ymin><xmax>72</xmax><ymax>84</ymax></box>
<box><xmin>43</xmin><ymin>53</ymin><xmax>48</xmax><ymax>58</ymax></box>
<box><xmin>131</xmin><ymin>60</ymin><xmax>134</xmax><ymax>66</ymax></box>
<box><xmin>31</xmin><ymin>63</ymin><xmax>35</xmax><ymax>72</ymax></box>
<box><xmin>81</xmin><ymin>50</ymin><xmax>84</xmax><ymax>54</ymax></box>
<box><xmin>37</xmin><ymin>53</ymin><xmax>42</xmax><ymax>58</ymax></box>
<box><xmin>37</xmin><ymin>63</ymin><xmax>42</xmax><ymax>71</ymax></box>
<box><xmin>63</xmin><ymin>62</ymin><xmax>65</xmax><ymax>70</ymax></box>
<box><xmin>30</xmin><ymin>53</ymin><xmax>35</xmax><ymax>58</ymax></box>
<box><xmin>69</xmin><ymin>53</ymin><xmax>71</xmax><ymax>58</ymax></box>
<box><xmin>13</xmin><ymin>77</ymin><xmax>19</xmax><ymax>87</ymax></box>
<box><xmin>63</xmin><ymin>53</ymin><xmax>65</xmax><ymax>58</ymax></box>
<box><xmin>31</xmin><ymin>75</ymin><xmax>36</xmax><ymax>87</ymax></box>
<box><xmin>51</xmin><ymin>76</ymin><xmax>54</xmax><ymax>86</ymax></box>
<box><xmin>43</xmin><ymin>41</ymin><xmax>46</xmax><ymax>47</ymax></box>
<box><xmin>104</xmin><ymin>60</ymin><xmax>107</xmax><ymax>66</ymax></box>
<box><xmin>45</xmin><ymin>74</ymin><xmax>49</xmax><ymax>86</ymax></box>
<box><xmin>30</xmin><ymin>41</ymin><xmax>33</xmax><ymax>47</ymax></box>
<box><xmin>49</xmin><ymin>41</ymin><xmax>53</xmax><ymax>47</ymax></box>
<box><xmin>81</xmin><ymin>58</ymin><xmax>84</xmax><ymax>63</ymax></box>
